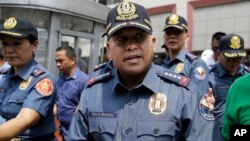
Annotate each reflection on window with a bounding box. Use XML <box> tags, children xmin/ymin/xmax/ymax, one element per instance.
<box><xmin>35</xmin><ymin>28</ymin><xmax>49</xmax><ymax>66</ymax></box>
<box><xmin>78</xmin><ymin>38</ymin><xmax>91</xmax><ymax>73</ymax></box>
<box><xmin>61</xmin><ymin>35</ymin><xmax>75</xmax><ymax>48</ymax></box>
<box><xmin>61</xmin><ymin>14</ymin><xmax>94</xmax><ymax>33</ymax></box>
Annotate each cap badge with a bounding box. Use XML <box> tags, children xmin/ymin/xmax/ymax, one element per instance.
<box><xmin>4</xmin><ymin>17</ymin><xmax>17</xmax><ymax>30</ymax></box>
<box><xmin>230</xmin><ymin>36</ymin><xmax>241</xmax><ymax>49</ymax></box>
<box><xmin>116</xmin><ymin>2</ymin><xmax>138</xmax><ymax>21</ymax></box>
<box><xmin>168</xmin><ymin>14</ymin><xmax>179</xmax><ymax>25</ymax></box>
<box><xmin>175</xmin><ymin>62</ymin><xmax>184</xmax><ymax>73</ymax></box>
<box><xmin>149</xmin><ymin>93</ymin><xmax>167</xmax><ymax>115</ymax></box>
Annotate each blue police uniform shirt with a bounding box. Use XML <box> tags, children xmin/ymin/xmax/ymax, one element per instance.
<box><xmin>0</xmin><ymin>59</ymin><xmax>56</xmax><ymax>137</ymax></box>
<box><xmin>209</xmin><ymin>63</ymin><xmax>250</xmax><ymax>127</ymax></box>
<box><xmin>209</xmin><ymin>63</ymin><xmax>249</xmax><ymax>141</ymax></box>
<box><xmin>67</xmin><ymin>64</ymin><xmax>212</xmax><ymax>141</ymax></box>
<box><xmin>56</xmin><ymin>67</ymin><xmax>89</xmax><ymax>138</ymax></box>
<box><xmin>161</xmin><ymin>48</ymin><xmax>209</xmax><ymax>96</ymax></box>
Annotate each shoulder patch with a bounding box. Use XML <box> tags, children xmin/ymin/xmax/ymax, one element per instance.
<box><xmin>93</xmin><ymin>63</ymin><xmax>107</xmax><ymax>72</ymax></box>
<box><xmin>88</xmin><ymin>71</ymin><xmax>114</xmax><ymax>87</ymax></box>
<box><xmin>35</xmin><ymin>78</ymin><xmax>54</xmax><ymax>96</ymax></box>
<box><xmin>32</xmin><ymin>69</ymin><xmax>45</xmax><ymax>77</ymax></box>
<box><xmin>157</xmin><ymin>69</ymin><xmax>190</xmax><ymax>89</ymax></box>
<box><xmin>186</xmin><ymin>53</ymin><xmax>198</xmax><ymax>61</ymax></box>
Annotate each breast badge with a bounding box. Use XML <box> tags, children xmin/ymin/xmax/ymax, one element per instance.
<box><xmin>175</xmin><ymin>62</ymin><xmax>184</xmax><ymax>73</ymax></box>
<box><xmin>19</xmin><ymin>76</ymin><xmax>32</xmax><ymax>90</ymax></box>
<box><xmin>149</xmin><ymin>93</ymin><xmax>167</xmax><ymax>115</ymax></box>
<box><xmin>35</xmin><ymin>78</ymin><xmax>54</xmax><ymax>96</ymax></box>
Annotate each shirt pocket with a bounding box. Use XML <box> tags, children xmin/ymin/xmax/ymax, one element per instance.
<box><xmin>7</xmin><ymin>90</ymin><xmax>28</xmax><ymax>116</ymax></box>
<box><xmin>137</xmin><ymin>120</ymin><xmax>175</xmax><ymax>141</ymax></box>
<box><xmin>89</xmin><ymin>118</ymin><xmax>117</xmax><ymax>140</ymax></box>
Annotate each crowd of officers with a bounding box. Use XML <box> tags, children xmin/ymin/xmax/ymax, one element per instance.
<box><xmin>0</xmin><ymin>1</ymin><xmax>249</xmax><ymax>141</ymax></box>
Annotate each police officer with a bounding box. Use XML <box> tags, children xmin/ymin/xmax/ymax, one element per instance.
<box><xmin>161</xmin><ymin>14</ymin><xmax>214</xmax><ymax>140</ymax></box>
<box><xmin>0</xmin><ymin>17</ymin><xmax>56</xmax><ymax>141</ymax></box>
<box><xmin>222</xmin><ymin>74</ymin><xmax>250</xmax><ymax>140</ymax></box>
<box><xmin>209</xmin><ymin>34</ymin><xmax>249</xmax><ymax>141</ymax></box>
<box><xmin>67</xmin><ymin>1</ymin><xmax>210</xmax><ymax>141</ymax></box>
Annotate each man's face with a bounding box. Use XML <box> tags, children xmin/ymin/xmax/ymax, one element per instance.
<box><xmin>1</xmin><ymin>36</ymin><xmax>37</xmax><ymax>68</ymax></box>
<box><xmin>218</xmin><ymin>53</ymin><xmax>243</xmax><ymax>75</ymax></box>
<box><xmin>55</xmin><ymin>50</ymin><xmax>76</xmax><ymax>75</ymax></box>
<box><xmin>163</xmin><ymin>28</ymin><xmax>188</xmax><ymax>51</ymax></box>
<box><xmin>106</xmin><ymin>27</ymin><xmax>156</xmax><ymax>76</ymax></box>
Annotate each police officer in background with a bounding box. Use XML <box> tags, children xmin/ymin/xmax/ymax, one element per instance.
<box><xmin>0</xmin><ymin>17</ymin><xmax>56</xmax><ymax>141</ymax></box>
<box><xmin>67</xmin><ymin>1</ymin><xmax>210</xmax><ymax>141</ymax></box>
<box><xmin>209</xmin><ymin>34</ymin><xmax>249</xmax><ymax>141</ymax></box>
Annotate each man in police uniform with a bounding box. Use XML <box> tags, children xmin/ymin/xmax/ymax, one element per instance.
<box><xmin>209</xmin><ymin>33</ymin><xmax>249</xmax><ymax>141</ymax></box>
<box><xmin>67</xmin><ymin>1</ymin><xmax>212</xmax><ymax>141</ymax></box>
<box><xmin>161</xmin><ymin>14</ymin><xmax>214</xmax><ymax>140</ymax></box>
<box><xmin>0</xmin><ymin>17</ymin><xmax>56</xmax><ymax>140</ymax></box>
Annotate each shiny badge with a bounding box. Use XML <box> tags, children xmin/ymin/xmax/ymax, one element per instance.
<box><xmin>230</xmin><ymin>36</ymin><xmax>241</xmax><ymax>49</ymax></box>
<box><xmin>116</xmin><ymin>2</ymin><xmax>138</xmax><ymax>21</ymax></box>
<box><xmin>199</xmin><ymin>96</ymin><xmax>215</xmax><ymax>121</ymax></box>
<box><xmin>35</xmin><ymin>78</ymin><xmax>54</xmax><ymax>96</ymax></box>
<box><xmin>19</xmin><ymin>76</ymin><xmax>32</xmax><ymax>90</ymax></box>
<box><xmin>194</xmin><ymin>66</ymin><xmax>206</xmax><ymax>80</ymax></box>
<box><xmin>175</xmin><ymin>63</ymin><xmax>184</xmax><ymax>73</ymax></box>
<box><xmin>168</xmin><ymin>14</ymin><xmax>179</xmax><ymax>25</ymax></box>
<box><xmin>4</xmin><ymin>17</ymin><xmax>17</xmax><ymax>29</ymax></box>
<box><xmin>149</xmin><ymin>93</ymin><xmax>167</xmax><ymax>115</ymax></box>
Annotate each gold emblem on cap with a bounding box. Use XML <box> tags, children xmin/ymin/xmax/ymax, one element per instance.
<box><xmin>175</xmin><ymin>62</ymin><xmax>184</xmax><ymax>73</ymax></box>
<box><xmin>116</xmin><ymin>2</ymin><xmax>138</xmax><ymax>21</ymax></box>
<box><xmin>168</xmin><ymin>14</ymin><xmax>179</xmax><ymax>25</ymax></box>
<box><xmin>230</xmin><ymin>36</ymin><xmax>241</xmax><ymax>49</ymax></box>
<box><xmin>4</xmin><ymin>17</ymin><xmax>17</xmax><ymax>30</ymax></box>
<box><xmin>19</xmin><ymin>76</ymin><xmax>32</xmax><ymax>90</ymax></box>
<box><xmin>149</xmin><ymin>93</ymin><xmax>167</xmax><ymax>115</ymax></box>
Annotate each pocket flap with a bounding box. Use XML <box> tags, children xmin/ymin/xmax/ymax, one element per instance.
<box><xmin>137</xmin><ymin>120</ymin><xmax>175</xmax><ymax>137</ymax></box>
<box><xmin>89</xmin><ymin>118</ymin><xmax>117</xmax><ymax>135</ymax></box>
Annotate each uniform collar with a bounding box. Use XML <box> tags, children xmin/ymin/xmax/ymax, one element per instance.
<box><xmin>9</xmin><ymin>59</ymin><xmax>37</xmax><ymax>80</ymax></box>
<box><xmin>111</xmin><ymin>64</ymin><xmax>160</xmax><ymax>95</ymax></box>
<box><xmin>164</xmin><ymin>48</ymin><xmax>188</xmax><ymax>65</ymax></box>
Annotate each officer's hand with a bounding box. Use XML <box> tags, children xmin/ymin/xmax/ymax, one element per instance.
<box><xmin>204</xmin><ymin>88</ymin><xmax>215</xmax><ymax>112</ymax></box>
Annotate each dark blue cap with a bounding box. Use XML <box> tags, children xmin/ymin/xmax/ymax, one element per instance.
<box><xmin>219</xmin><ymin>34</ymin><xmax>246</xmax><ymax>57</ymax></box>
<box><xmin>0</xmin><ymin>17</ymin><xmax>38</xmax><ymax>39</ymax></box>
<box><xmin>102</xmin><ymin>1</ymin><xmax>152</xmax><ymax>38</ymax></box>
<box><xmin>163</xmin><ymin>14</ymin><xmax>188</xmax><ymax>32</ymax></box>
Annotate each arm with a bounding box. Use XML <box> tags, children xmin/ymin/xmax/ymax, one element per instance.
<box><xmin>0</xmin><ymin>108</ymin><xmax>41</xmax><ymax>140</ymax></box>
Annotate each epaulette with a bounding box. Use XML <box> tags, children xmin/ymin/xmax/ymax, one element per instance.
<box><xmin>87</xmin><ymin>71</ymin><xmax>114</xmax><ymax>88</ymax></box>
<box><xmin>32</xmin><ymin>69</ymin><xmax>45</xmax><ymax>77</ymax></box>
<box><xmin>186</xmin><ymin>53</ymin><xmax>198</xmax><ymax>61</ymax></box>
<box><xmin>93</xmin><ymin>63</ymin><xmax>107</xmax><ymax>72</ymax></box>
<box><xmin>157</xmin><ymin>69</ymin><xmax>190</xmax><ymax>89</ymax></box>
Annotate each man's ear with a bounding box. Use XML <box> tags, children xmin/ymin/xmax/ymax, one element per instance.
<box><xmin>32</xmin><ymin>40</ymin><xmax>39</xmax><ymax>52</ymax></box>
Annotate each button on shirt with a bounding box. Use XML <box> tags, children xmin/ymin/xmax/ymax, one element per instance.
<box><xmin>0</xmin><ymin>59</ymin><xmax>56</xmax><ymax>137</ymax></box>
<box><xmin>67</xmin><ymin>64</ymin><xmax>205</xmax><ymax>141</ymax></box>
<box><xmin>56</xmin><ymin>68</ymin><xmax>88</xmax><ymax>138</ymax></box>
<box><xmin>161</xmin><ymin>48</ymin><xmax>209</xmax><ymax>96</ymax></box>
